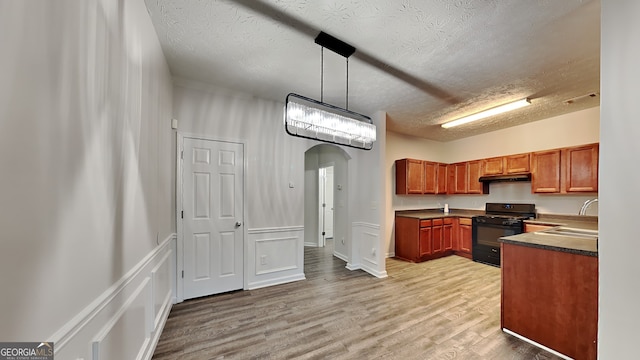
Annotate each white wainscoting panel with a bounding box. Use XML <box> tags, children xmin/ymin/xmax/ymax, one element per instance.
<box><xmin>247</xmin><ymin>226</ymin><xmax>305</xmax><ymax>289</ymax></box>
<box><xmin>352</xmin><ymin>222</ymin><xmax>388</xmax><ymax>278</ymax></box>
<box><xmin>51</xmin><ymin>234</ymin><xmax>176</xmax><ymax>360</ymax></box>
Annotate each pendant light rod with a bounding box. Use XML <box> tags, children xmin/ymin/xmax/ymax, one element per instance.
<box><xmin>320</xmin><ymin>47</ymin><xmax>324</xmax><ymax>102</ymax></box>
<box><xmin>346</xmin><ymin>57</ymin><xmax>349</xmax><ymax>110</ymax></box>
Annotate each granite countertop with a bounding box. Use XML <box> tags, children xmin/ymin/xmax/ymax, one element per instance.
<box><xmin>396</xmin><ymin>208</ymin><xmax>599</xmax><ymax>257</ymax></box>
<box><xmin>502</xmin><ymin>214</ymin><xmax>598</xmax><ymax>257</ymax></box>
<box><xmin>395</xmin><ymin>209</ymin><xmax>484</xmax><ymax>219</ymax></box>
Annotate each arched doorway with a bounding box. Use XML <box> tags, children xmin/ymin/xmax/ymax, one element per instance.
<box><xmin>304</xmin><ymin>144</ymin><xmax>351</xmax><ymax>262</ymax></box>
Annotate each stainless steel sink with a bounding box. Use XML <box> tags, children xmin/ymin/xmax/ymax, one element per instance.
<box><xmin>535</xmin><ymin>227</ymin><xmax>598</xmax><ymax>239</ymax></box>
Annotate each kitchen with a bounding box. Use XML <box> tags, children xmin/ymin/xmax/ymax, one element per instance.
<box><xmin>388</xmin><ymin>108</ymin><xmax>600</xmax><ymax>358</ymax></box>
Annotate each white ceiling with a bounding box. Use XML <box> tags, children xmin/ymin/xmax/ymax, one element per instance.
<box><xmin>145</xmin><ymin>0</ymin><xmax>600</xmax><ymax>141</ymax></box>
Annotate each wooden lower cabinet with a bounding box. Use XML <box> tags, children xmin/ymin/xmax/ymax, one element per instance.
<box><xmin>501</xmin><ymin>243</ymin><xmax>598</xmax><ymax>360</ymax></box>
<box><xmin>443</xmin><ymin>218</ymin><xmax>454</xmax><ymax>251</ymax></box>
<box><xmin>455</xmin><ymin>218</ymin><xmax>473</xmax><ymax>259</ymax></box>
<box><xmin>419</xmin><ymin>222</ymin><xmax>432</xmax><ymax>258</ymax></box>
<box><xmin>395</xmin><ymin>216</ymin><xmax>456</xmax><ymax>262</ymax></box>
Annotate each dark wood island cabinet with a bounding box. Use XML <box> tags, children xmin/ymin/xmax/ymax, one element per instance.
<box><xmin>501</xmin><ymin>240</ymin><xmax>598</xmax><ymax>359</ymax></box>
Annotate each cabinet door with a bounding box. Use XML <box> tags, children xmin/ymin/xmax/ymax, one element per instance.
<box><xmin>396</xmin><ymin>159</ymin><xmax>424</xmax><ymax>194</ymax></box>
<box><xmin>458</xmin><ymin>218</ymin><xmax>472</xmax><ymax>253</ymax></box>
<box><xmin>531</xmin><ymin>150</ymin><xmax>561</xmax><ymax>193</ymax></box>
<box><xmin>419</xmin><ymin>227</ymin><xmax>432</xmax><ymax>257</ymax></box>
<box><xmin>506</xmin><ymin>153</ymin><xmax>530</xmax><ymax>174</ymax></box>
<box><xmin>447</xmin><ymin>164</ymin><xmax>456</xmax><ymax>194</ymax></box>
<box><xmin>453</xmin><ymin>163</ymin><xmax>467</xmax><ymax>194</ymax></box>
<box><xmin>436</xmin><ymin>163</ymin><xmax>448</xmax><ymax>194</ymax></box>
<box><xmin>432</xmin><ymin>219</ymin><xmax>444</xmax><ymax>254</ymax></box>
<box><xmin>467</xmin><ymin>160</ymin><xmax>485</xmax><ymax>194</ymax></box>
<box><xmin>482</xmin><ymin>157</ymin><xmax>505</xmax><ymax>176</ymax></box>
<box><xmin>423</xmin><ymin>161</ymin><xmax>438</xmax><ymax>194</ymax></box>
<box><xmin>443</xmin><ymin>218</ymin><xmax>454</xmax><ymax>251</ymax></box>
<box><xmin>564</xmin><ymin>144</ymin><xmax>598</xmax><ymax>192</ymax></box>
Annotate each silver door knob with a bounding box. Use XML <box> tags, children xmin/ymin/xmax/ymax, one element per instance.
<box><xmin>235</xmin><ymin>221</ymin><xmax>242</xmax><ymax>227</ymax></box>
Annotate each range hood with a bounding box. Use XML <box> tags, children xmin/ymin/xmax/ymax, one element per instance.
<box><xmin>478</xmin><ymin>173</ymin><xmax>532</xmax><ymax>183</ymax></box>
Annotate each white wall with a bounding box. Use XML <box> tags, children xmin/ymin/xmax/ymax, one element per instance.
<box><xmin>0</xmin><ymin>0</ymin><xmax>174</xmax><ymax>358</ymax></box>
<box><xmin>599</xmin><ymin>1</ymin><xmax>640</xmax><ymax>357</ymax></box>
<box><xmin>385</xmin><ymin>107</ymin><xmax>600</xmax><ymax>256</ymax></box>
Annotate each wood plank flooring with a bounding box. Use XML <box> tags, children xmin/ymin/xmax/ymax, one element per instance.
<box><xmin>153</xmin><ymin>242</ymin><xmax>561</xmax><ymax>359</ymax></box>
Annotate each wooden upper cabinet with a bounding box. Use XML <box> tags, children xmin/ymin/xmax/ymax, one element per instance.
<box><xmin>395</xmin><ymin>142</ymin><xmax>596</xmax><ymax>196</ymax></box>
<box><xmin>481</xmin><ymin>157</ymin><xmax>505</xmax><ymax>176</ymax></box>
<box><xmin>481</xmin><ymin>153</ymin><xmax>530</xmax><ymax>176</ymax></box>
<box><xmin>423</xmin><ymin>161</ymin><xmax>438</xmax><ymax>194</ymax></box>
<box><xmin>396</xmin><ymin>159</ymin><xmax>424</xmax><ymax>194</ymax></box>
<box><xmin>436</xmin><ymin>163</ymin><xmax>448</xmax><ymax>194</ymax></box>
<box><xmin>531</xmin><ymin>143</ymin><xmax>598</xmax><ymax>194</ymax></box>
<box><xmin>564</xmin><ymin>143</ymin><xmax>599</xmax><ymax>192</ymax></box>
<box><xmin>506</xmin><ymin>153</ymin><xmax>530</xmax><ymax>174</ymax></box>
<box><xmin>531</xmin><ymin>149</ymin><xmax>562</xmax><ymax>193</ymax></box>
<box><xmin>467</xmin><ymin>160</ymin><xmax>486</xmax><ymax>194</ymax></box>
<box><xmin>452</xmin><ymin>162</ymin><xmax>468</xmax><ymax>194</ymax></box>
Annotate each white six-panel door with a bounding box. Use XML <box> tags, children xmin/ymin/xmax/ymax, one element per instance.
<box><xmin>182</xmin><ymin>137</ymin><xmax>244</xmax><ymax>299</ymax></box>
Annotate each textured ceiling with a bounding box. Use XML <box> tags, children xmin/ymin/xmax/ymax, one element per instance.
<box><xmin>145</xmin><ymin>0</ymin><xmax>600</xmax><ymax>141</ymax></box>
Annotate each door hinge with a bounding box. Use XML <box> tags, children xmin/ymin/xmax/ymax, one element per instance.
<box><xmin>181</xmin><ymin>150</ymin><xmax>184</xmax><ymax>159</ymax></box>
<box><xmin>181</xmin><ymin>211</ymin><xmax>184</xmax><ymax>219</ymax></box>
<box><xmin>322</xmin><ymin>231</ymin><xmax>326</xmax><ymax>236</ymax></box>
<box><xmin>181</xmin><ymin>270</ymin><xmax>184</xmax><ymax>278</ymax></box>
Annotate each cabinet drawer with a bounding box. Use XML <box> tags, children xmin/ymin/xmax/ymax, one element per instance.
<box><xmin>420</xmin><ymin>220</ymin><xmax>432</xmax><ymax>227</ymax></box>
<box><xmin>459</xmin><ymin>218</ymin><xmax>472</xmax><ymax>226</ymax></box>
<box><xmin>443</xmin><ymin>218</ymin><xmax>453</xmax><ymax>225</ymax></box>
<box><xmin>524</xmin><ymin>223</ymin><xmax>555</xmax><ymax>233</ymax></box>
<box><xmin>432</xmin><ymin>218</ymin><xmax>443</xmax><ymax>226</ymax></box>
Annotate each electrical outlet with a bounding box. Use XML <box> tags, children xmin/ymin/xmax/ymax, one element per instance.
<box><xmin>341</xmin><ymin>237</ymin><xmax>345</xmax><ymax>244</ymax></box>
<box><xmin>260</xmin><ymin>255</ymin><xmax>267</xmax><ymax>265</ymax></box>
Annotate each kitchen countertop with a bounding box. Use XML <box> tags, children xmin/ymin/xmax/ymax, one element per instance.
<box><xmin>395</xmin><ymin>208</ymin><xmax>484</xmax><ymax>219</ymax></box>
<box><xmin>502</xmin><ymin>214</ymin><xmax>598</xmax><ymax>257</ymax></box>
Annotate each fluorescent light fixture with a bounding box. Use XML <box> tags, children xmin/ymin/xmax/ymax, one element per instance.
<box><xmin>285</xmin><ymin>93</ymin><xmax>376</xmax><ymax>150</ymax></box>
<box><xmin>441</xmin><ymin>98</ymin><xmax>531</xmax><ymax>129</ymax></box>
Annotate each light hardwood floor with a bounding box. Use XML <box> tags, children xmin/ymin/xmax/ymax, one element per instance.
<box><xmin>153</xmin><ymin>242</ymin><xmax>561</xmax><ymax>359</ymax></box>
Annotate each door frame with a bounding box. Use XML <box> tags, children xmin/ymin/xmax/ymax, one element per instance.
<box><xmin>175</xmin><ymin>132</ymin><xmax>248</xmax><ymax>303</ymax></box>
<box><xmin>318</xmin><ymin>163</ymin><xmax>335</xmax><ymax>247</ymax></box>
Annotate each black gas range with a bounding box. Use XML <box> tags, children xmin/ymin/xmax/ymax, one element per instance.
<box><xmin>472</xmin><ymin>203</ymin><xmax>536</xmax><ymax>267</ymax></box>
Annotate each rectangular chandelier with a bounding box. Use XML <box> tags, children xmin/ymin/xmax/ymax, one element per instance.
<box><xmin>285</xmin><ymin>93</ymin><xmax>376</xmax><ymax>150</ymax></box>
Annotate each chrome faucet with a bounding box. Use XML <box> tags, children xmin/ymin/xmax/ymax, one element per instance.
<box><xmin>579</xmin><ymin>198</ymin><xmax>598</xmax><ymax>215</ymax></box>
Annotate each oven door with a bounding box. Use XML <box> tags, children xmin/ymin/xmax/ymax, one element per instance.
<box><xmin>472</xmin><ymin>218</ymin><xmax>523</xmax><ymax>266</ymax></box>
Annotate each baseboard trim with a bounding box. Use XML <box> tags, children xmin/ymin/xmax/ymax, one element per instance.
<box><xmin>333</xmin><ymin>251</ymin><xmax>348</xmax><ymax>263</ymax></box>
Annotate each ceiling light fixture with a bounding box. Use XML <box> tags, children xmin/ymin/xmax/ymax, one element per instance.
<box><xmin>441</xmin><ymin>98</ymin><xmax>531</xmax><ymax>129</ymax></box>
<box><xmin>285</xmin><ymin>32</ymin><xmax>376</xmax><ymax>150</ymax></box>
